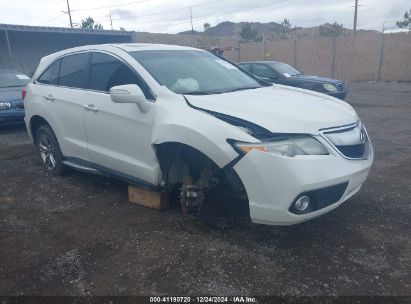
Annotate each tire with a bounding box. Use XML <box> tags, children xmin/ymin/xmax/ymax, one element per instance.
<box><xmin>35</xmin><ymin>125</ymin><xmax>66</xmax><ymax>175</ymax></box>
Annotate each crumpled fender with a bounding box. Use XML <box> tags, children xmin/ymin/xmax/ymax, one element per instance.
<box><xmin>152</xmin><ymin>100</ymin><xmax>256</xmax><ymax>168</ymax></box>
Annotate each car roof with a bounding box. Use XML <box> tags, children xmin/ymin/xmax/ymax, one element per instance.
<box><xmin>41</xmin><ymin>43</ymin><xmax>202</xmax><ymax>63</ymax></box>
<box><xmin>45</xmin><ymin>43</ymin><xmax>201</xmax><ymax>57</ymax></box>
<box><xmin>111</xmin><ymin>43</ymin><xmax>200</xmax><ymax>52</ymax></box>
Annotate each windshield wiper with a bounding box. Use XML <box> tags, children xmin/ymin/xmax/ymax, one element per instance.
<box><xmin>183</xmin><ymin>86</ymin><xmax>261</xmax><ymax>95</ymax></box>
<box><xmin>221</xmin><ymin>86</ymin><xmax>261</xmax><ymax>94</ymax></box>
<box><xmin>182</xmin><ymin>91</ymin><xmax>215</xmax><ymax>95</ymax></box>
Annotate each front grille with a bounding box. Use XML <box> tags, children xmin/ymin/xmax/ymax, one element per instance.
<box><xmin>289</xmin><ymin>181</ymin><xmax>349</xmax><ymax>214</ymax></box>
<box><xmin>321</xmin><ymin>122</ymin><xmax>370</xmax><ymax>160</ymax></box>
<box><xmin>336</xmin><ymin>143</ymin><xmax>365</xmax><ymax>158</ymax></box>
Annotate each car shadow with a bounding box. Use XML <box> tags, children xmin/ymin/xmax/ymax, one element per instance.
<box><xmin>0</xmin><ymin>121</ymin><xmax>26</xmax><ymax>133</ymax></box>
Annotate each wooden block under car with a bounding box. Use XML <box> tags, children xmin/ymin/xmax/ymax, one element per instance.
<box><xmin>128</xmin><ymin>185</ymin><xmax>169</xmax><ymax>210</ymax></box>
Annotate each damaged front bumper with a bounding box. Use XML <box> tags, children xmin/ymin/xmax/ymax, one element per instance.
<box><xmin>233</xmin><ymin>138</ymin><xmax>373</xmax><ymax>225</ymax></box>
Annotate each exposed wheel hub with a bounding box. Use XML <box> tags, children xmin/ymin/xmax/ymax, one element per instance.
<box><xmin>180</xmin><ymin>184</ymin><xmax>204</xmax><ymax>215</ymax></box>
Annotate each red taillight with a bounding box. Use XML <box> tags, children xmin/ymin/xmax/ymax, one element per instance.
<box><xmin>22</xmin><ymin>88</ymin><xmax>27</xmax><ymax>100</ymax></box>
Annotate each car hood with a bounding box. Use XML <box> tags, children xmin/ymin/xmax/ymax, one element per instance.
<box><xmin>290</xmin><ymin>74</ymin><xmax>342</xmax><ymax>84</ymax></box>
<box><xmin>185</xmin><ymin>85</ymin><xmax>357</xmax><ymax>135</ymax></box>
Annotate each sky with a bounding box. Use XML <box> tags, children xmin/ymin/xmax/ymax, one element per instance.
<box><xmin>0</xmin><ymin>0</ymin><xmax>409</xmax><ymax>33</ymax></box>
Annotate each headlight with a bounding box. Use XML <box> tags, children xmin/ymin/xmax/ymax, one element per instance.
<box><xmin>235</xmin><ymin>137</ymin><xmax>329</xmax><ymax>157</ymax></box>
<box><xmin>0</xmin><ymin>102</ymin><xmax>12</xmax><ymax>110</ymax></box>
<box><xmin>323</xmin><ymin>83</ymin><xmax>338</xmax><ymax>92</ymax></box>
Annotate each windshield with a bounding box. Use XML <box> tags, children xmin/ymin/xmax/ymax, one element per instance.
<box><xmin>0</xmin><ymin>71</ymin><xmax>30</xmax><ymax>88</ymax></box>
<box><xmin>130</xmin><ymin>50</ymin><xmax>263</xmax><ymax>95</ymax></box>
<box><xmin>269</xmin><ymin>63</ymin><xmax>302</xmax><ymax>76</ymax></box>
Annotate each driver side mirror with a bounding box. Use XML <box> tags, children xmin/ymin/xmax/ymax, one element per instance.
<box><xmin>109</xmin><ymin>84</ymin><xmax>151</xmax><ymax>113</ymax></box>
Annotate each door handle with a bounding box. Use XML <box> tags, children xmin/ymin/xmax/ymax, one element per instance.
<box><xmin>83</xmin><ymin>104</ymin><xmax>99</xmax><ymax>113</ymax></box>
<box><xmin>44</xmin><ymin>94</ymin><xmax>55</xmax><ymax>102</ymax></box>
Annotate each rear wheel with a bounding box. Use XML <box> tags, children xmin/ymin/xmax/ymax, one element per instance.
<box><xmin>35</xmin><ymin>125</ymin><xmax>66</xmax><ymax>175</ymax></box>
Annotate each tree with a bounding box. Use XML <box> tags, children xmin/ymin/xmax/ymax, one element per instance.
<box><xmin>271</xmin><ymin>18</ymin><xmax>295</xmax><ymax>40</ymax></box>
<box><xmin>120</xmin><ymin>27</ymin><xmax>126</xmax><ymax>31</ymax></box>
<box><xmin>396</xmin><ymin>9</ymin><xmax>411</xmax><ymax>31</ymax></box>
<box><xmin>198</xmin><ymin>23</ymin><xmax>219</xmax><ymax>49</ymax></box>
<box><xmin>240</xmin><ymin>23</ymin><xmax>262</xmax><ymax>42</ymax></box>
<box><xmin>280</xmin><ymin>18</ymin><xmax>294</xmax><ymax>39</ymax></box>
<box><xmin>319</xmin><ymin>22</ymin><xmax>344</xmax><ymax>38</ymax></box>
<box><xmin>203</xmin><ymin>23</ymin><xmax>211</xmax><ymax>32</ymax></box>
<box><xmin>81</xmin><ymin>17</ymin><xmax>104</xmax><ymax>30</ymax></box>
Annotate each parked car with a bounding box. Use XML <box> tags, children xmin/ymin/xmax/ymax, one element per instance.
<box><xmin>24</xmin><ymin>44</ymin><xmax>373</xmax><ymax>226</ymax></box>
<box><xmin>0</xmin><ymin>69</ymin><xmax>30</xmax><ymax>124</ymax></box>
<box><xmin>238</xmin><ymin>61</ymin><xmax>348</xmax><ymax>100</ymax></box>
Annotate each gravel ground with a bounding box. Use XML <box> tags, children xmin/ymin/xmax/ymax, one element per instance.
<box><xmin>0</xmin><ymin>82</ymin><xmax>410</xmax><ymax>296</ymax></box>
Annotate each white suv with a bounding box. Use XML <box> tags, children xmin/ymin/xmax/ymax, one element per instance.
<box><xmin>24</xmin><ymin>44</ymin><xmax>373</xmax><ymax>225</ymax></box>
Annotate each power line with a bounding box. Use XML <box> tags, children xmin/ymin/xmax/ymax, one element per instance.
<box><xmin>105</xmin><ymin>0</ymin><xmax>226</xmax><ymax>22</ymax></box>
<box><xmin>39</xmin><ymin>0</ymin><xmax>66</xmax><ymax>14</ymax></box>
<box><xmin>104</xmin><ymin>0</ymin><xmax>287</xmax><ymax>26</ymax></box>
<box><xmin>27</xmin><ymin>0</ymin><xmax>65</xmax><ymax>20</ymax></box>
<box><xmin>70</xmin><ymin>0</ymin><xmax>151</xmax><ymax>12</ymax></box>
<box><xmin>39</xmin><ymin>0</ymin><xmax>289</xmax><ymax>31</ymax></box>
<box><xmin>151</xmin><ymin>0</ymin><xmax>290</xmax><ymax>31</ymax></box>
<box><xmin>39</xmin><ymin>13</ymin><xmax>66</xmax><ymax>26</ymax></box>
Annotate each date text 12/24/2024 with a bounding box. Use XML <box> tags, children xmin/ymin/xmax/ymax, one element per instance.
<box><xmin>149</xmin><ymin>296</ymin><xmax>257</xmax><ymax>303</ymax></box>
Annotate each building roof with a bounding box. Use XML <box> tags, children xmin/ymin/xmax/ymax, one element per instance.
<box><xmin>0</xmin><ymin>23</ymin><xmax>134</xmax><ymax>36</ymax></box>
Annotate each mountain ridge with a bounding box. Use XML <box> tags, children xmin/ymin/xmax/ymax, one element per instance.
<box><xmin>178</xmin><ymin>21</ymin><xmax>379</xmax><ymax>39</ymax></box>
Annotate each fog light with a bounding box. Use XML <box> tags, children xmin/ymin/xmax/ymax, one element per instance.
<box><xmin>294</xmin><ymin>195</ymin><xmax>310</xmax><ymax>211</ymax></box>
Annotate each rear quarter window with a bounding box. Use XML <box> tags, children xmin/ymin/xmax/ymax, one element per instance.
<box><xmin>37</xmin><ymin>60</ymin><xmax>60</xmax><ymax>85</ymax></box>
<box><xmin>59</xmin><ymin>53</ymin><xmax>89</xmax><ymax>89</ymax></box>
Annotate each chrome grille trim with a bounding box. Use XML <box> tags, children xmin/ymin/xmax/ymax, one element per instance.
<box><xmin>319</xmin><ymin>121</ymin><xmax>371</xmax><ymax>160</ymax></box>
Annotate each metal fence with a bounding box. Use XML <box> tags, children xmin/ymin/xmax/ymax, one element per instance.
<box><xmin>135</xmin><ymin>31</ymin><xmax>411</xmax><ymax>82</ymax></box>
<box><xmin>232</xmin><ymin>32</ymin><xmax>411</xmax><ymax>82</ymax></box>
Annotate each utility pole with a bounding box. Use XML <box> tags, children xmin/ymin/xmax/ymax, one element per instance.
<box><xmin>109</xmin><ymin>11</ymin><xmax>113</xmax><ymax>30</ymax></box>
<box><xmin>66</xmin><ymin>0</ymin><xmax>73</xmax><ymax>28</ymax></box>
<box><xmin>353</xmin><ymin>0</ymin><xmax>359</xmax><ymax>34</ymax></box>
<box><xmin>190</xmin><ymin>6</ymin><xmax>194</xmax><ymax>34</ymax></box>
<box><xmin>189</xmin><ymin>6</ymin><xmax>194</xmax><ymax>46</ymax></box>
<box><xmin>374</xmin><ymin>21</ymin><xmax>386</xmax><ymax>82</ymax></box>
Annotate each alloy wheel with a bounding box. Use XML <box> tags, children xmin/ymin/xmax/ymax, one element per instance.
<box><xmin>38</xmin><ymin>133</ymin><xmax>57</xmax><ymax>170</ymax></box>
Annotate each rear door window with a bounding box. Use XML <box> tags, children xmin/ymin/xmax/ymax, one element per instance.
<box><xmin>37</xmin><ymin>60</ymin><xmax>60</xmax><ymax>85</ymax></box>
<box><xmin>90</xmin><ymin>52</ymin><xmax>144</xmax><ymax>93</ymax></box>
<box><xmin>253</xmin><ymin>64</ymin><xmax>276</xmax><ymax>78</ymax></box>
<box><xmin>59</xmin><ymin>53</ymin><xmax>89</xmax><ymax>89</ymax></box>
